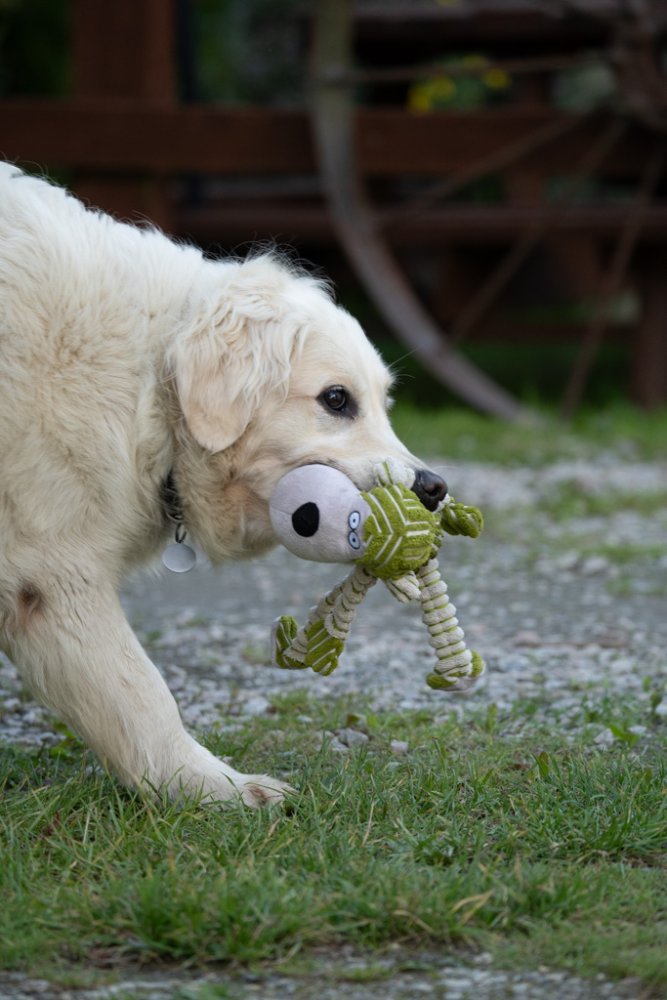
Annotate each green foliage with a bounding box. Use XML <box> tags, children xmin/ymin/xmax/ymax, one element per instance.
<box><xmin>379</xmin><ymin>335</ymin><xmax>636</xmax><ymax>410</ymax></box>
<box><xmin>538</xmin><ymin>483</ymin><xmax>667</xmax><ymax>522</ymax></box>
<box><xmin>195</xmin><ymin>0</ymin><xmax>305</xmax><ymax>105</ymax></box>
<box><xmin>408</xmin><ymin>55</ymin><xmax>512</xmax><ymax>113</ymax></box>
<box><xmin>389</xmin><ymin>401</ymin><xmax>667</xmax><ymax>465</ymax></box>
<box><xmin>0</xmin><ymin>0</ymin><xmax>69</xmax><ymax>97</ymax></box>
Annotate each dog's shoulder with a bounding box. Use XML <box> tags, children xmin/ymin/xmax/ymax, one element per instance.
<box><xmin>0</xmin><ymin>162</ymin><xmax>89</xmax><ymax>239</ymax></box>
<box><xmin>0</xmin><ymin>165</ymin><xmax>209</xmax><ymax>342</ymax></box>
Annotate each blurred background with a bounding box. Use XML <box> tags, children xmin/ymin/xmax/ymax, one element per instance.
<box><xmin>2</xmin><ymin>0</ymin><xmax>667</xmax><ymax>422</ymax></box>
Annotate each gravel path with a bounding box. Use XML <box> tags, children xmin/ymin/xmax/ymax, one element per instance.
<box><xmin>0</xmin><ymin>949</ymin><xmax>647</xmax><ymax>1000</ymax></box>
<box><xmin>1</xmin><ymin>455</ymin><xmax>666</xmax><ymax>999</ymax></box>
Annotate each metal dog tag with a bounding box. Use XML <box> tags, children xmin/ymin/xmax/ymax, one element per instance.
<box><xmin>162</xmin><ymin>540</ymin><xmax>197</xmax><ymax>573</ymax></box>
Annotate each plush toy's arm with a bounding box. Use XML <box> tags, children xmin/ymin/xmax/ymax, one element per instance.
<box><xmin>374</xmin><ymin>461</ymin><xmax>484</xmax><ymax>540</ymax></box>
<box><xmin>441</xmin><ymin>499</ymin><xmax>484</xmax><ymax>538</ymax></box>
<box><xmin>374</xmin><ymin>458</ymin><xmax>415</xmax><ymax>490</ymax></box>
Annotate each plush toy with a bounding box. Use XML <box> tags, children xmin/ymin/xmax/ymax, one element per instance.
<box><xmin>269</xmin><ymin>461</ymin><xmax>485</xmax><ymax>691</ymax></box>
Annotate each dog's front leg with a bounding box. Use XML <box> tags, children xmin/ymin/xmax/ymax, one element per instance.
<box><xmin>5</xmin><ymin>569</ymin><xmax>290</xmax><ymax>807</ymax></box>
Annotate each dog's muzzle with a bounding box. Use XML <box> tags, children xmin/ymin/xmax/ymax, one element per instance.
<box><xmin>411</xmin><ymin>468</ymin><xmax>448</xmax><ymax>511</ymax></box>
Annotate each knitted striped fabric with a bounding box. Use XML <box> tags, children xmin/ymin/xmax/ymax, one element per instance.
<box><xmin>356</xmin><ymin>481</ymin><xmax>442</xmax><ymax>578</ymax></box>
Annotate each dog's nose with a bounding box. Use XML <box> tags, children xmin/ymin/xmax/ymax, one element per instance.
<box><xmin>411</xmin><ymin>468</ymin><xmax>448</xmax><ymax>511</ymax></box>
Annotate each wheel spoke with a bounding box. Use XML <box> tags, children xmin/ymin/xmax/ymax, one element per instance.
<box><xmin>449</xmin><ymin>119</ymin><xmax>627</xmax><ymax>345</ymax></box>
<box><xmin>561</xmin><ymin>142</ymin><xmax>665</xmax><ymax>416</ymax></box>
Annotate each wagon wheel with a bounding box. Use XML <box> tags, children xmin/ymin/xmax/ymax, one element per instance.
<box><xmin>309</xmin><ymin>0</ymin><xmax>667</xmax><ymax>418</ymax></box>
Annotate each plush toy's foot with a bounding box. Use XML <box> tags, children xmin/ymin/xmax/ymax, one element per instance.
<box><xmin>272</xmin><ymin>615</ymin><xmax>307</xmax><ymax>670</ymax></box>
<box><xmin>426</xmin><ymin>650</ymin><xmax>485</xmax><ymax>692</ymax></box>
<box><xmin>271</xmin><ymin>614</ymin><xmax>345</xmax><ymax>675</ymax></box>
<box><xmin>302</xmin><ymin>621</ymin><xmax>345</xmax><ymax>676</ymax></box>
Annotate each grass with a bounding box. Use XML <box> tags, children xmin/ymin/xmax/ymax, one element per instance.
<box><xmin>537</xmin><ymin>485</ymin><xmax>667</xmax><ymax>523</ymax></box>
<box><xmin>1</xmin><ymin>694</ymin><xmax>666</xmax><ymax>992</ymax></box>
<box><xmin>389</xmin><ymin>400</ymin><xmax>667</xmax><ymax>465</ymax></box>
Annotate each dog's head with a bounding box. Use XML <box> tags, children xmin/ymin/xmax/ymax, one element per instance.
<box><xmin>171</xmin><ymin>255</ymin><xmax>446</xmax><ymax>555</ymax></box>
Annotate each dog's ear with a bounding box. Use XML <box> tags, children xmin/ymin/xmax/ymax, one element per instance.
<box><xmin>172</xmin><ymin>259</ymin><xmax>301</xmax><ymax>452</ymax></box>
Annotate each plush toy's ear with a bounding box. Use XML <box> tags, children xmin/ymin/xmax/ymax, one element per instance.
<box><xmin>171</xmin><ymin>258</ymin><xmax>297</xmax><ymax>452</ymax></box>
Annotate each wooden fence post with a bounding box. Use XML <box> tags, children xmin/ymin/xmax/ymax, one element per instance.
<box><xmin>70</xmin><ymin>0</ymin><xmax>176</xmax><ymax>229</ymax></box>
<box><xmin>632</xmin><ymin>250</ymin><xmax>667</xmax><ymax>408</ymax></box>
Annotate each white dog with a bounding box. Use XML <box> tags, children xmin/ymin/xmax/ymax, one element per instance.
<box><xmin>0</xmin><ymin>164</ymin><xmax>448</xmax><ymax>806</ymax></box>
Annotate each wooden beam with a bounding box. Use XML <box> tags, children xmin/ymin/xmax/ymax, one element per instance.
<box><xmin>0</xmin><ymin>102</ymin><xmax>312</xmax><ymax>174</ymax></box>
<box><xmin>0</xmin><ymin>102</ymin><xmax>659</xmax><ymax>178</ymax></box>
<box><xmin>177</xmin><ymin>199</ymin><xmax>667</xmax><ymax>246</ymax></box>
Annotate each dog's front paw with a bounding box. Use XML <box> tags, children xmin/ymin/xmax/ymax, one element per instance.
<box><xmin>238</xmin><ymin>773</ymin><xmax>295</xmax><ymax>809</ymax></box>
<box><xmin>162</xmin><ymin>735</ymin><xmax>295</xmax><ymax>808</ymax></box>
<box><xmin>192</xmin><ymin>769</ymin><xmax>295</xmax><ymax>809</ymax></box>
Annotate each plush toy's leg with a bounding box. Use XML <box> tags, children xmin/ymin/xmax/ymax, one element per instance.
<box><xmin>272</xmin><ymin>567</ymin><xmax>375</xmax><ymax>675</ymax></box>
<box><xmin>306</xmin><ymin>566</ymin><xmax>376</xmax><ymax>675</ymax></box>
<box><xmin>384</xmin><ymin>571</ymin><xmax>421</xmax><ymax>604</ymax></box>
<box><xmin>272</xmin><ymin>585</ymin><xmax>339</xmax><ymax>670</ymax></box>
<box><xmin>417</xmin><ymin>558</ymin><xmax>485</xmax><ymax>691</ymax></box>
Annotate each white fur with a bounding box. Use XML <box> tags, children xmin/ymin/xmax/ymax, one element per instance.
<box><xmin>0</xmin><ymin>163</ymin><xmax>421</xmax><ymax>806</ymax></box>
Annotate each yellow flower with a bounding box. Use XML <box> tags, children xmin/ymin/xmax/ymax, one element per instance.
<box><xmin>408</xmin><ymin>76</ymin><xmax>457</xmax><ymax>112</ymax></box>
<box><xmin>483</xmin><ymin>68</ymin><xmax>511</xmax><ymax>91</ymax></box>
<box><xmin>408</xmin><ymin>85</ymin><xmax>434</xmax><ymax>113</ymax></box>
<box><xmin>432</xmin><ymin>76</ymin><xmax>456</xmax><ymax>101</ymax></box>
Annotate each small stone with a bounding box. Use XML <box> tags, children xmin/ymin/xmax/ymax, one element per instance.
<box><xmin>337</xmin><ymin>727</ymin><xmax>370</xmax><ymax>748</ymax></box>
<box><xmin>320</xmin><ymin>731</ymin><xmax>349</xmax><ymax>753</ymax></box>
<box><xmin>514</xmin><ymin>630</ymin><xmax>541</xmax><ymax>647</ymax></box>
<box><xmin>581</xmin><ymin>555</ymin><xmax>610</xmax><ymax>576</ymax></box>
<box><xmin>242</xmin><ymin>695</ymin><xmax>271</xmax><ymax>716</ymax></box>
<box><xmin>556</xmin><ymin>551</ymin><xmax>580</xmax><ymax>571</ymax></box>
<box><xmin>594</xmin><ymin>728</ymin><xmax>615</xmax><ymax>747</ymax></box>
<box><xmin>473</xmin><ymin>952</ymin><xmax>493</xmax><ymax>965</ymax></box>
<box><xmin>22</xmin><ymin>708</ymin><xmax>45</xmax><ymax>724</ymax></box>
<box><xmin>390</xmin><ymin>739</ymin><xmax>409</xmax><ymax>755</ymax></box>
<box><xmin>598</xmin><ymin>629</ymin><xmax>629</xmax><ymax>648</ymax></box>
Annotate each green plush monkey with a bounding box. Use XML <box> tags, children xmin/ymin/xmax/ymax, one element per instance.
<box><xmin>269</xmin><ymin>463</ymin><xmax>485</xmax><ymax>691</ymax></box>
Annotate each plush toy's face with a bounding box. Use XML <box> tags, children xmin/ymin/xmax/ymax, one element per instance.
<box><xmin>269</xmin><ymin>464</ymin><xmax>371</xmax><ymax>563</ymax></box>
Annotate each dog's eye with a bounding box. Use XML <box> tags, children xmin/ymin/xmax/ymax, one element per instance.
<box><xmin>319</xmin><ymin>385</ymin><xmax>355</xmax><ymax>416</ymax></box>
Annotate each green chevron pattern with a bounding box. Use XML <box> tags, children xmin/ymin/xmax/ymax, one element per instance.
<box><xmin>357</xmin><ymin>482</ymin><xmax>442</xmax><ymax>579</ymax></box>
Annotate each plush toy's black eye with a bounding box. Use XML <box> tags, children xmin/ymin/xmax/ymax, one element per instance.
<box><xmin>292</xmin><ymin>501</ymin><xmax>320</xmax><ymax>537</ymax></box>
<box><xmin>318</xmin><ymin>385</ymin><xmax>356</xmax><ymax>417</ymax></box>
